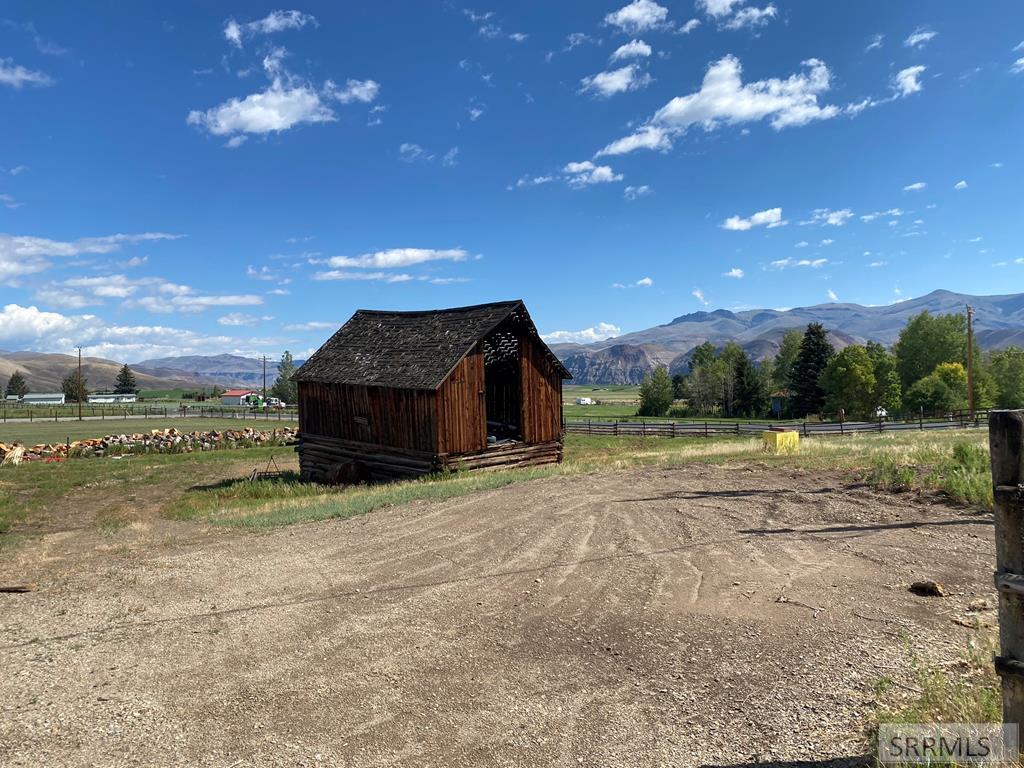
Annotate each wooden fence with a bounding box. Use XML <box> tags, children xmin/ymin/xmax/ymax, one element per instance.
<box><xmin>565</xmin><ymin>411</ymin><xmax>990</xmax><ymax>438</ymax></box>
<box><xmin>1</xmin><ymin>404</ymin><xmax>298</xmax><ymax>424</ymax></box>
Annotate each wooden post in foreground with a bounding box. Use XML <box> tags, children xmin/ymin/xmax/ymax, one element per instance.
<box><xmin>989</xmin><ymin>410</ymin><xmax>1024</xmax><ymax>732</ymax></box>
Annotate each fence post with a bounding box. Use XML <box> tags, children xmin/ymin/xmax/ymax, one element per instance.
<box><xmin>989</xmin><ymin>410</ymin><xmax>1024</xmax><ymax>734</ymax></box>
<box><xmin>704</xmin><ymin>421</ymin><xmax>708</xmax><ymax>438</ymax></box>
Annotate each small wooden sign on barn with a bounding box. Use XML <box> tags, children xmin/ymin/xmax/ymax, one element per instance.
<box><xmin>293</xmin><ymin>300</ymin><xmax>571</xmax><ymax>481</ymax></box>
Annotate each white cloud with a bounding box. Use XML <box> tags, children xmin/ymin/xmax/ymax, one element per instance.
<box><xmin>869</xmin><ymin>261</ymin><xmax>887</xmax><ymax>267</ymax></box>
<box><xmin>904</xmin><ymin>27</ymin><xmax>937</xmax><ymax>49</ymax></box>
<box><xmin>903</xmin><ymin>181</ymin><xmax>927</xmax><ymax>191</ymax></box>
<box><xmin>826</xmin><ymin>289</ymin><xmax>838</xmax><ymax>301</ymax></box>
<box><xmin>324</xmin><ymin>78</ymin><xmax>380</xmax><ymax>104</ymax></box>
<box><xmin>604</xmin><ymin>0</ymin><xmax>670</xmax><ymax>33</ymax></box>
<box><xmin>623</xmin><ymin>184</ymin><xmax>652</xmax><ymax>200</ymax></box>
<box><xmin>313</xmin><ymin>270</ymin><xmax>417</xmax><ymax>283</ymax></box>
<box><xmin>399</xmin><ymin>142</ymin><xmax>433</xmax><ymax>162</ymax></box>
<box><xmin>218</xmin><ymin>313</ymin><xmax>267</xmax><ymax>327</ymax></box>
<box><xmin>692</xmin><ymin>288</ymin><xmax>710</xmax><ymax>306</ymax></box>
<box><xmin>468</xmin><ymin>105</ymin><xmax>484</xmax><ymax>121</ymax></box>
<box><xmin>769</xmin><ymin>257</ymin><xmax>827</xmax><ymax>269</ymax></box>
<box><xmin>596</xmin><ymin>55</ymin><xmax>839</xmax><ymax>156</ymax></box>
<box><xmin>722</xmin><ymin>5</ymin><xmax>777</xmax><ymax>30</ymax></box>
<box><xmin>892</xmin><ymin>65</ymin><xmax>926</xmax><ymax>97</ymax></box>
<box><xmin>0</xmin><ymin>303</ymin><xmax>265</xmax><ymax>361</ymax></box>
<box><xmin>283</xmin><ymin>320</ymin><xmax>337</xmax><ymax>331</ymax></box>
<box><xmin>610</xmin><ymin>39</ymin><xmax>652</xmax><ymax>61</ymax></box>
<box><xmin>0</xmin><ymin>232</ymin><xmax>181</xmax><ymax>286</ymax></box>
<box><xmin>860</xmin><ymin>208</ymin><xmax>903</xmax><ymax>222</ymax></box>
<box><xmin>580</xmin><ymin>64</ymin><xmax>652</xmax><ymax>97</ymax></box>
<box><xmin>0</xmin><ymin>58</ymin><xmax>54</xmax><ymax>89</ymax></box>
<box><xmin>678</xmin><ymin>19</ymin><xmax>701</xmax><ymax>34</ymax></box>
<box><xmin>511</xmin><ymin>174</ymin><xmax>555</xmax><ymax>189</ymax></box>
<box><xmin>794</xmin><ymin>240</ymin><xmax>809</xmax><ymax>248</ymax></box>
<box><xmin>1012</xmin><ymin>58</ymin><xmax>1024</xmax><ymax>75</ymax></box>
<box><xmin>563</xmin><ymin>160</ymin><xmax>623</xmax><ymax>188</ymax></box>
<box><xmin>802</xmin><ymin>207</ymin><xmax>854</xmax><ymax>226</ymax></box>
<box><xmin>954</xmin><ymin>179</ymin><xmax>968</xmax><ymax>190</ymax></box>
<box><xmin>722</xmin><ymin>206</ymin><xmax>785</xmax><ymax>231</ymax></box>
<box><xmin>696</xmin><ymin>0</ymin><xmax>744</xmax><ymax>18</ymax></box>
<box><xmin>635</xmin><ymin>277</ymin><xmax>653</xmax><ymax>287</ymax></box>
<box><xmin>819</xmin><ymin>238</ymin><xmax>834</xmax><ymax>246</ymax></box>
<box><xmin>224</xmin><ymin>10</ymin><xmax>317</xmax><ymax>48</ymax></box>
<box><xmin>542</xmin><ymin>322</ymin><xmax>621</xmax><ymax>344</ymax></box>
<box><xmin>865</xmin><ymin>34</ymin><xmax>884</xmax><ymax>52</ymax></box>
<box><xmin>188</xmin><ymin>78</ymin><xmax>335</xmax><ymax>140</ymax></box>
<box><xmin>723</xmin><ymin>267</ymin><xmax>744</xmax><ymax>278</ymax></box>
<box><xmin>187</xmin><ymin>47</ymin><xmax>377</xmax><ymax>145</ymax></box>
<box><xmin>323</xmin><ymin>248</ymin><xmax>469</xmax><ymax>269</ymax></box>
<box><xmin>442</xmin><ymin>147</ymin><xmax>460</xmax><ymax>167</ymax></box>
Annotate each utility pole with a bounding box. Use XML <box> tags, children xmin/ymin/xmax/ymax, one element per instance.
<box><xmin>966</xmin><ymin>304</ymin><xmax>976</xmax><ymax>418</ymax></box>
<box><xmin>77</xmin><ymin>346</ymin><xmax>83</xmax><ymax>421</ymax></box>
<box><xmin>262</xmin><ymin>355</ymin><xmax>268</xmax><ymax>402</ymax></box>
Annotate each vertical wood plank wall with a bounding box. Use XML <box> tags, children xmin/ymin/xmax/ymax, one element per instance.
<box><xmin>298</xmin><ymin>380</ymin><xmax>437</xmax><ymax>452</ymax></box>
<box><xmin>519</xmin><ymin>337</ymin><xmax>564</xmax><ymax>443</ymax></box>
<box><xmin>436</xmin><ymin>347</ymin><xmax>487</xmax><ymax>455</ymax></box>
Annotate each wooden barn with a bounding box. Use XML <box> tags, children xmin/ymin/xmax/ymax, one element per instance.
<box><xmin>294</xmin><ymin>300</ymin><xmax>571</xmax><ymax>481</ymax></box>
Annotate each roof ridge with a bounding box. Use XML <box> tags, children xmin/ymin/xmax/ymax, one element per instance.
<box><xmin>355</xmin><ymin>299</ymin><xmax>524</xmax><ymax>317</ymax></box>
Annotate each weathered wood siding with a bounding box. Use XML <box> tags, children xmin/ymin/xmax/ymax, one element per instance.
<box><xmin>298</xmin><ymin>380</ymin><xmax>437</xmax><ymax>453</ymax></box>
<box><xmin>519</xmin><ymin>336</ymin><xmax>564</xmax><ymax>444</ymax></box>
<box><xmin>436</xmin><ymin>346</ymin><xmax>486</xmax><ymax>455</ymax></box>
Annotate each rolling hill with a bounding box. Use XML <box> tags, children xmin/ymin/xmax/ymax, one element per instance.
<box><xmin>551</xmin><ymin>290</ymin><xmax>1024</xmax><ymax>384</ymax></box>
<box><xmin>0</xmin><ymin>353</ymin><xmax>199</xmax><ymax>394</ymax></box>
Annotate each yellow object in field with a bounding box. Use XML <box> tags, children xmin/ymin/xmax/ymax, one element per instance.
<box><xmin>761</xmin><ymin>430</ymin><xmax>800</xmax><ymax>454</ymax></box>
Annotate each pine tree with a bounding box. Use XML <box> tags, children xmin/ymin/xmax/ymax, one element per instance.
<box><xmin>62</xmin><ymin>369</ymin><xmax>88</xmax><ymax>403</ymax></box>
<box><xmin>114</xmin><ymin>363</ymin><xmax>137</xmax><ymax>394</ymax></box>
<box><xmin>732</xmin><ymin>352</ymin><xmax>767</xmax><ymax>418</ymax></box>
<box><xmin>790</xmin><ymin>323</ymin><xmax>834</xmax><ymax>418</ymax></box>
<box><xmin>4</xmin><ymin>370</ymin><xmax>29</xmax><ymax>398</ymax></box>
<box><xmin>270</xmin><ymin>351</ymin><xmax>298</xmax><ymax>405</ymax></box>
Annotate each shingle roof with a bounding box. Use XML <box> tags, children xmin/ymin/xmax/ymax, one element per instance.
<box><xmin>294</xmin><ymin>300</ymin><xmax>571</xmax><ymax>389</ymax></box>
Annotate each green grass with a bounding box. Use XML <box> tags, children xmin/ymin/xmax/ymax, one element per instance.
<box><xmin>172</xmin><ymin>430</ymin><xmax>995</xmax><ymax>529</ymax></box>
<box><xmin>0</xmin><ymin>445</ymin><xmax>289</xmax><ymax>542</ymax></box>
<box><xmin>868</xmin><ymin>635</ymin><xmax>1004</xmax><ymax>766</ymax></box>
<box><xmin>865</xmin><ymin>437</ymin><xmax>994</xmax><ymax>509</ymax></box>
<box><xmin>0</xmin><ymin>416</ymin><xmax>296</xmax><ymax>446</ymax></box>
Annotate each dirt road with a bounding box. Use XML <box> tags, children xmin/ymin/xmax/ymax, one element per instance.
<box><xmin>0</xmin><ymin>464</ymin><xmax>997</xmax><ymax>767</ymax></box>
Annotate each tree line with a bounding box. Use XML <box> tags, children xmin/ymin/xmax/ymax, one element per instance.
<box><xmin>3</xmin><ymin>363</ymin><xmax>138</xmax><ymax>401</ymax></box>
<box><xmin>638</xmin><ymin>310</ymin><xmax>1024</xmax><ymax>420</ymax></box>
<box><xmin>3</xmin><ymin>352</ymin><xmax>300</xmax><ymax>405</ymax></box>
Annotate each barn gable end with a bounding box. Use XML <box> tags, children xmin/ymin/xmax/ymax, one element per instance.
<box><xmin>294</xmin><ymin>300</ymin><xmax>570</xmax><ymax>481</ymax></box>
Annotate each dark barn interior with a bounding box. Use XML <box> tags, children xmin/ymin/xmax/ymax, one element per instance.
<box><xmin>293</xmin><ymin>300</ymin><xmax>571</xmax><ymax>481</ymax></box>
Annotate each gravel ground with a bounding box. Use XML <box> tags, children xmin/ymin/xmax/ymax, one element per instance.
<box><xmin>0</xmin><ymin>463</ymin><xmax>997</xmax><ymax>767</ymax></box>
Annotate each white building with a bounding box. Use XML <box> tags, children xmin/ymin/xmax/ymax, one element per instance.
<box><xmin>575</xmin><ymin>397</ymin><xmax>595</xmax><ymax>406</ymax></box>
<box><xmin>87</xmin><ymin>393</ymin><xmax>138</xmax><ymax>404</ymax></box>
<box><xmin>221</xmin><ymin>389</ymin><xmax>259</xmax><ymax>406</ymax></box>
<box><xmin>22</xmin><ymin>393</ymin><xmax>66</xmax><ymax>406</ymax></box>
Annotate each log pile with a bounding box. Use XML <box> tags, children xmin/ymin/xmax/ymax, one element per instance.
<box><xmin>298</xmin><ymin>432</ymin><xmax>563</xmax><ymax>482</ymax></box>
<box><xmin>0</xmin><ymin>427</ymin><xmax>297</xmax><ymax>464</ymax></box>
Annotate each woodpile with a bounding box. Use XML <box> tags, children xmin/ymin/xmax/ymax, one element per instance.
<box><xmin>298</xmin><ymin>432</ymin><xmax>563</xmax><ymax>482</ymax></box>
<box><xmin>0</xmin><ymin>427</ymin><xmax>297</xmax><ymax>464</ymax></box>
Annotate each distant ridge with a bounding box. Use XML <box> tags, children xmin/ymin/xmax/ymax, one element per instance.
<box><xmin>550</xmin><ymin>289</ymin><xmax>1024</xmax><ymax>385</ymax></box>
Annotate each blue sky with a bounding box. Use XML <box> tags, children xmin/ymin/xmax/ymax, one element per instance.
<box><xmin>1</xmin><ymin>1</ymin><xmax>1022</xmax><ymax>360</ymax></box>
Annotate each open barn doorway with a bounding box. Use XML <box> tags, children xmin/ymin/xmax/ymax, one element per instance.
<box><xmin>482</xmin><ymin>323</ymin><xmax>523</xmax><ymax>445</ymax></box>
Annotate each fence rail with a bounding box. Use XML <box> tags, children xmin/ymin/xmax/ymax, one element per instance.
<box><xmin>565</xmin><ymin>411</ymin><xmax>990</xmax><ymax>438</ymax></box>
<box><xmin>1</xmin><ymin>404</ymin><xmax>298</xmax><ymax>425</ymax></box>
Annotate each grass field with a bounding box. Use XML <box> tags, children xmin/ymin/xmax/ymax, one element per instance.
<box><xmin>0</xmin><ymin>416</ymin><xmax>296</xmax><ymax>446</ymax></box>
<box><xmin>1</xmin><ymin>429</ymin><xmax>995</xmax><ymax>543</ymax></box>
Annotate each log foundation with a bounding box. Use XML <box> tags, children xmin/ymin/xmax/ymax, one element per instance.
<box><xmin>297</xmin><ymin>432</ymin><xmax>563</xmax><ymax>482</ymax></box>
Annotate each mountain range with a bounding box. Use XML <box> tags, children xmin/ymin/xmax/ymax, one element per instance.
<box><xmin>550</xmin><ymin>290</ymin><xmax>1024</xmax><ymax>384</ymax></box>
<box><xmin>2</xmin><ymin>290</ymin><xmax>1022</xmax><ymax>391</ymax></box>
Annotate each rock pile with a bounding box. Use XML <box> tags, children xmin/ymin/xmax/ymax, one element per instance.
<box><xmin>0</xmin><ymin>426</ymin><xmax>297</xmax><ymax>464</ymax></box>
